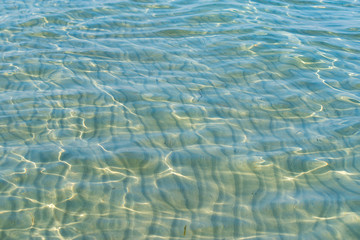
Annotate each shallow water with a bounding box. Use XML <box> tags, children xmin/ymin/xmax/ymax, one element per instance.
<box><xmin>1</xmin><ymin>0</ymin><xmax>360</xmax><ymax>239</ymax></box>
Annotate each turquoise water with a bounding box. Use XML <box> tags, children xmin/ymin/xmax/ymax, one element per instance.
<box><xmin>1</xmin><ymin>0</ymin><xmax>360</xmax><ymax>239</ymax></box>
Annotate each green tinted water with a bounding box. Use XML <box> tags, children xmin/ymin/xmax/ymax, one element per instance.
<box><xmin>0</xmin><ymin>0</ymin><xmax>360</xmax><ymax>239</ymax></box>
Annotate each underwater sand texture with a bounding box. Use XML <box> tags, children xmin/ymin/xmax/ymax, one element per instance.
<box><xmin>0</xmin><ymin>0</ymin><xmax>360</xmax><ymax>239</ymax></box>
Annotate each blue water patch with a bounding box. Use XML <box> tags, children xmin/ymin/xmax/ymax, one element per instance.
<box><xmin>0</xmin><ymin>0</ymin><xmax>360</xmax><ymax>239</ymax></box>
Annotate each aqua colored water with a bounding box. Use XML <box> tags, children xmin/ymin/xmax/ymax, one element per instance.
<box><xmin>1</xmin><ymin>0</ymin><xmax>360</xmax><ymax>239</ymax></box>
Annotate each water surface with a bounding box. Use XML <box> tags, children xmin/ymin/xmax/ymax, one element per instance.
<box><xmin>1</xmin><ymin>0</ymin><xmax>360</xmax><ymax>239</ymax></box>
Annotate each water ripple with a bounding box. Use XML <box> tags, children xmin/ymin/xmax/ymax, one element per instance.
<box><xmin>0</xmin><ymin>0</ymin><xmax>360</xmax><ymax>239</ymax></box>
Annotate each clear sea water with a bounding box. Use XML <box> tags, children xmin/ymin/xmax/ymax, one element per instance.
<box><xmin>1</xmin><ymin>0</ymin><xmax>360</xmax><ymax>239</ymax></box>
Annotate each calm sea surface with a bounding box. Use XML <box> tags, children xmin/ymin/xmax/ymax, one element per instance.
<box><xmin>1</xmin><ymin>0</ymin><xmax>360</xmax><ymax>239</ymax></box>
